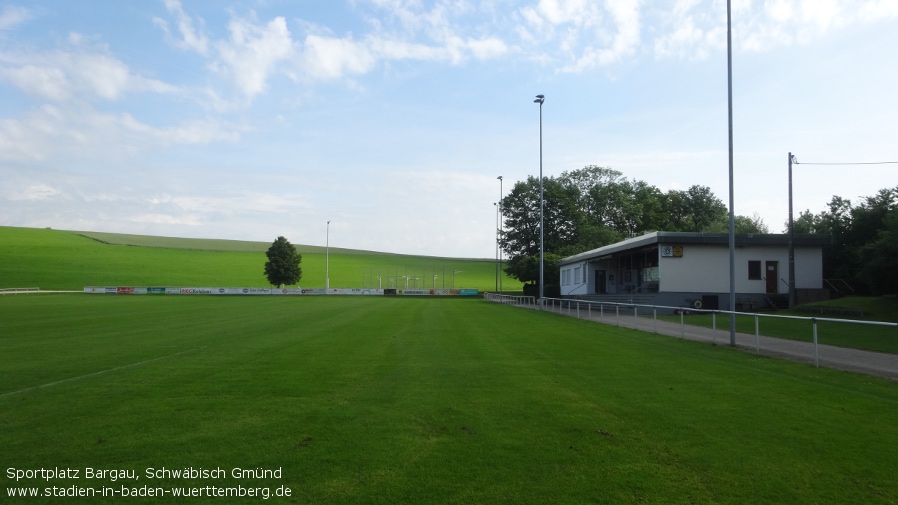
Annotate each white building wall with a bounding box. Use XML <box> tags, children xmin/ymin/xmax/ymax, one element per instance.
<box><xmin>660</xmin><ymin>244</ymin><xmax>822</xmax><ymax>294</ymax></box>
<box><xmin>795</xmin><ymin>247</ymin><xmax>823</xmax><ymax>289</ymax></box>
<box><xmin>560</xmin><ymin>262</ymin><xmax>590</xmax><ymax>296</ymax></box>
<box><xmin>660</xmin><ymin>245</ymin><xmax>732</xmax><ymax>293</ymax></box>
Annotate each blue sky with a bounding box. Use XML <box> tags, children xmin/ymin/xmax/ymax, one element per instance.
<box><xmin>1</xmin><ymin>0</ymin><xmax>896</xmax><ymax>258</ymax></box>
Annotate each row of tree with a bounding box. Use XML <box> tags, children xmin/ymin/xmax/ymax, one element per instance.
<box><xmin>499</xmin><ymin>165</ymin><xmax>896</xmax><ymax>295</ymax></box>
<box><xmin>793</xmin><ymin>186</ymin><xmax>898</xmax><ymax>295</ymax></box>
<box><xmin>499</xmin><ymin>166</ymin><xmax>768</xmax><ymax>286</ymax></box>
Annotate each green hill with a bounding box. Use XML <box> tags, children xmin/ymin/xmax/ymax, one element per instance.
<box><xmin>0</xmin><ymin>226</ymin><xmax>521</xmax><ymax>292</ymax></box>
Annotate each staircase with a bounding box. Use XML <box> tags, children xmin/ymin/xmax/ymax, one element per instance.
<box><xmin>765</xmin><ymin>294</ymin><xmax>789</xmax><ymax>310</ymax></box>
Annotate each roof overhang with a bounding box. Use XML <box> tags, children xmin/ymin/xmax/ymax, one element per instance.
<box><xmin>557</xmin><ymin>232</ymin><xmax>832</xmax><ymax>266</ymax></box>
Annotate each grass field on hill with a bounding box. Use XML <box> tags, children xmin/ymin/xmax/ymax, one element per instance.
<box><xmin>0</xmin><ymin>227</ymin><xmax>521</xmax><ymax>292</ymax></box>
<box><xmin>2</xmin><ymin>294</ymin><xmax>898</xmax><ymax>504</ymax></box>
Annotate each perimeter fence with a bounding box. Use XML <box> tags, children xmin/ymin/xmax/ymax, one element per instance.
<box><xmin>485</xmin><ymin>294</ymin><xmax>898</xmax><ymax>376</ymax></box>
<box><xmin>0</xmin><ymin>287</ymin><xmax>39</xmax><ymax>295</ymax></box>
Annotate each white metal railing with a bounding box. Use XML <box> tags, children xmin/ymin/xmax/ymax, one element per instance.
<box><xmin>0</xmin><ymin>287</ymin><xmax>39</xmax><ymax>295</ymax></box>
<box><xmin>483</xmin><ymin>293</ymin><xmax>536</xmax><ymax>307</ymax></box>
<box><xmin>491</xmin><ymin>296</ymin><xmax>897</xmax><ymax>370</ymax></box>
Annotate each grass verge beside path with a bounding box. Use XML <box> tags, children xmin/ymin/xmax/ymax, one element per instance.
<box><xmin>2</xmin><ymin>295</ymin><xmax>898</xmax><ymax>504</ymax></box>
<box><xmin>657</xmin><ymin>296</ymin><xmax>898</xmax><ymax>355</ymax></box>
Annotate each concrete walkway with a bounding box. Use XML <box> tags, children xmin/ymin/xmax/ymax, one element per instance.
<box><xmin>502</xmin><ymin>300</ymin><xmax>898</xmax><ymax>380</ymax></box>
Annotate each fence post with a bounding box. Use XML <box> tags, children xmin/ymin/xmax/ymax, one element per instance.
<box><xmin>653</xmin><ymin>308</ymin><xmax>658</xmax><ymax>333</ymax></box>
<box><xmin>812</xmin><ymin>318</ymin><xmax>819</xmax><ymax>368</ymax></box>
<box><xmin>680</xmin><ymin>311</ymin><xmax>685</xmax><ymax>338</ymax></box>
<box><xmin>754</xmin><ymin>314</ymin><xmax>760</xmax><ymax>355</ymax></box>
<box><xmin>577</xmin><ymin>302</ymin><xmax>580</xmax><ymax>319</ymax></box>
<box><xmin>616</xmin><ymin>305</ymin><xmax>620</xmax><ymax>326</ymax></box>
<box><xmin>588</xmin><ymin>302</ymin><xmax>591</xmax><ymax>320</ymax></box>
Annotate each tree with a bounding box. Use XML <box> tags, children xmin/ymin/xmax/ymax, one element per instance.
<box><xmin>707</xmin><ymin>213</ymin><xmax>770</xmax><ymax>234</ymax></box>
<box><xmin>264</xmin><ymin>236</ymin><xmax>302</xmax><ymax>287</ymax></box>
<box><xmin>783</xmin><ymin>186</ymin><xmax>898</xmax><ymax>295</ymax></box>
<box><xmin>859</xmin><ymin>208</ymin><xmax>898</xmax><ymax>295</ymax></box>
<box><xmin>499</xmin><ymin>167</ymin><xmax>731</xmax><ymax>285</ymax></box>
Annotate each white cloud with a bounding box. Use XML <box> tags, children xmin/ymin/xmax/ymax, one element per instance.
<box><xmin>213</xmin><ymin>16</ymin><xmax>295</xmax><ymax>98</ymax></box>
<box><xmin>562</xmin><ymin>0</ymin><xmax>641</xmax><ymax>71</ymax></box>
<box><xmin>298</xmin><ymin>34</ymin><xmax>376</xmax><ymax>80</ymax></box>
<box><xmin>650</xmin><ymin>0</ymin><xmax>898</xmax><ymax>58</ymax></box>
<box><xmin>0</xmin><ymin>103</ymin><xmax>239</xmax><ymax>163</ymax></box>
<box><xmin>858</xmin><ymin>0</ymin><xmax>898</xmax><ymax>20</ymax></box>
<box><xmin>0</xmin><ymin>42</ymin><xmax>179</xmax><ymax>102</ymax></box>
<box><xmin>11</xmin><ymin>183</ymin><xmax>60</xmax><ymax>201</ymax></box>
<box><xmin>154</xmin><ymin>0</ymin><xmax>210</xmax><ymax>55</ymax></box>
<box><xmin>0</xmin><ymin>5</ymin><xmax>30</xmax><ymax>30</ymax></box>
<box><xmin>519</xmin><ymin>0</ymin><xmax>642</xmax><ymax>72</ymax></box>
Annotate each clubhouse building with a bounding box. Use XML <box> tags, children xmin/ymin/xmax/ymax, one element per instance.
<box><xmin>557</xmin><ymin>232</ymin><xmax>831</xmax><ymax>312</ymax></box>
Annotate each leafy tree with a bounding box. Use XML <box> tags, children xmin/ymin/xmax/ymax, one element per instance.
<box><xmin>707</xmin><ymin>213</ymin><xmax>770</xmax><ymax>234</ymax></box>
<box><xmin>785</xmin><ymin>186</ymin><xmax>898</xmax><ymax>295</ymax></box>
<box><xmin>499</xmin><ymin>175</ymin><xmax>581</xmax><ymax>259</ymax></box>
<box><xmin>790</xmin><ymin>210</ymin><xmax>822</xmax><ymax>234</ymax></box>
<box><xmin>264</xmin><ymin>236</ymin><xmax>302</xmax><ymax>287</ymax></box>
<box><xmin>499</xmin><ymin>166</ymin><xmax>730</xmax><ymax>285</ymax></box>
<box><xmin>859</xmin><ymin>208</ymin><xmax>898</xmax><ymax>295</ymax></box>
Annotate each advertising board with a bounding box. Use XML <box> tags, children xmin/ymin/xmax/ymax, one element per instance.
<box><xmin>83</xmin><ymin>286</ymin><xmax>479</xmax><ymax>297</ymax></box>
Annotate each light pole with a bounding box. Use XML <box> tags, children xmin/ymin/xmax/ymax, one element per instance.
<box><xmin>534</xmin><ymin>94</ymin><xmax>545</xmax><ymax>307</ymax></box>
<box><xmin>326</xmin><ymin>220</ymin><xmax>331</xmax><ymax>291</ymax></box>
<box><xmin>497</xmin><ymin>175</ymin><xmax>503</xmax><ymax>294</ymax></box>
<box><xmin>725</xmin><ymin>0</ymin><xmax>736</xmax><ymax>346</ymax></box>
<box><xmin>494</xmin><ymin>202</ymin><xmax>499</xmax><ymax>292</ymax></box>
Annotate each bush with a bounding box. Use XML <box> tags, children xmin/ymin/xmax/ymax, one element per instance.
<box><xmin>522</xmin><ymin>283</ymin><xmax>560</xmax><ymax>298</ymax></box>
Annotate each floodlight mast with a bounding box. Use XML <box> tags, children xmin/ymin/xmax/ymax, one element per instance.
<box><xmin>326</xmin><ymin>220</ymin><xmax>331</xmax><ymax>291</ymax></box>
<box><xmin>726</xmin><ymin>0</ymin><xmax>736</xmax><ymax>346</ymax></box>
<box><xmin>534</xmin><ymin>94</ymin><xmax>545</xmax><ymax>308</ymax></box>
<box><xmin>496</xmin><ymin>175</ymin><xmax>505</xmax><ymax>295</ymax></box>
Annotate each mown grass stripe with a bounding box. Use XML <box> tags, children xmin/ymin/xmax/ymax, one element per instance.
<box><xmin>0</xmin><ymin>346</ymin><xmax>206</xmax><ymax>398</ymax></box>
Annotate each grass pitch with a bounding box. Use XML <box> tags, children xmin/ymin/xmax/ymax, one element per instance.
<box><xmin>3</xmin><ymin>295</ymin><xmax>898</xmax><ymax>504</ymax></box>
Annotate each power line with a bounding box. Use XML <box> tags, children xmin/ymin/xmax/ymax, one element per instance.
<box><xmin>794</xmin><ymin>161</ymin><xmax>898</xmax><ymax>166</ymax></box>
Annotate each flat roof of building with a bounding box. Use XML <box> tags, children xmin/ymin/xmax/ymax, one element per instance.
<box><xmin>557</xmin><ymin>231</ymin><xmax>832</xmax><ymax>266</ymax></box>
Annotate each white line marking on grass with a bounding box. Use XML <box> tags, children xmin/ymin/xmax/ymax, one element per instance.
<box><xmin>0</xmin><ymin>347</ymin><xmax>206</xmax><ymax>398</ymax></box>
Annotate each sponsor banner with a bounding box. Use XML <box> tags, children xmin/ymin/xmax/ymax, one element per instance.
<box><xmin>327</xmin><ymin>288</ymin><xmax>384</xmax><ymax>295</ymax></box>
<box><xmin>400</xmin><ymin>289</ymin><xmax>433</xmax><ymax>296</ymax></box>
<box><xmin>400</xmin><ymin>289</ymin><xmax>463</xmax><ymax>296</ymax></box>
<box><xmin>179</xmin><ymin>287</ymin><xmax>216</xmax><ymax>295</ymax></box>
<box><xmin>82</xmin><ymin>286</ymin><xmax>476</xmax><ymax>296</ymax></box>
<box><xmin>242</xmin><ymin>288</ymin><xmax>272</xmax><ymax>295</ymax></box>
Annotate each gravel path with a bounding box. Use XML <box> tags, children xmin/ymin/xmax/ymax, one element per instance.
<box><xmin>518</xmin><ymin>301</ymin><xmax>898</xmax><ymax>380</ymax></box>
